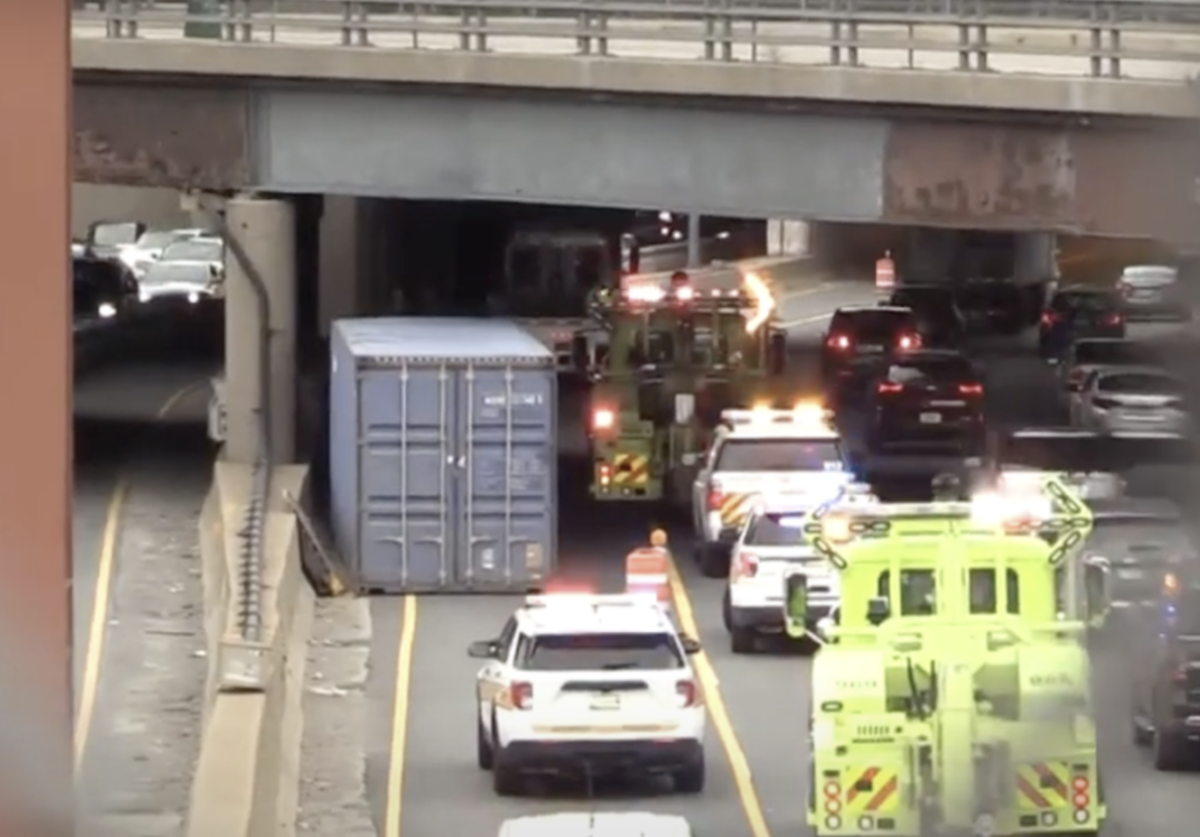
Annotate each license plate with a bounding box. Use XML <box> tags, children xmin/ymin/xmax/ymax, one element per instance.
<box><xmin>1117</xmin><ymin>568</ymin><xmax>1144</xmax><ymax>580</ymax></box>
<box><xmin>1132</xmin><ymin>290</ymin><xmax>1160</xmax><ymax>301</ymax></box>
<box><xmin>858</xmin><ymin>345</ymin><xmax>884</xmax><ymax>353</ymax></box>
<box><xmin>919</xmin><ymin>412</ymin><xmax>942</xmax><ymax>424</ymax></box>
<box><xmin>590</xmin><ymin>694</ymin><xmax>620</xmax><ymax>711</ymax></box>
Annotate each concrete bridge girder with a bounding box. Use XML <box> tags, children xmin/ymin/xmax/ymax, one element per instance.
<box><xmin>73</xmin><ymin>81</ymin><xmax>1200</xmax><ymax>243</ymax></box>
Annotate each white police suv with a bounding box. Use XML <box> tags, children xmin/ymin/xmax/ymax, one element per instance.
<box><xmin>469</xmin><ymin>593</ymin><xmax>706</xmax><ymax>796</ymax></box>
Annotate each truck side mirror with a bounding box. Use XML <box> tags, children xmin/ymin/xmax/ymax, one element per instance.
<box><xmin>1083</xmin><ymin>558</ymin><xmax>1111</xmax><ymax>628</ymax></box>
<box><xmin>768</xmin><ymin>332</ymin><xmax>787</xmax><ymax>375</ymax></box>
<box><xmin>866</xmin><ymin>596</ymin><xmax>890</xmax><ymax>626</ymax></box>
<box><xmin>571</xmin><ymin>334</ymin><xmax>590</xmax><ymax>371</ymax></box>
<box><xmin>467</xmin><ymin>639</ymin><xmax>500</xmax><ymax>659</ymax></box>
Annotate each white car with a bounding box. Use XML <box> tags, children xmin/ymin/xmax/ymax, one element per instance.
<box><xmin>1071</xmin><ymin>366</ymin><xmax>1188</xmax><ymax>435</ymax></box>
<box><xmin>469</xmin><ymin>593</ymin><xmax>706</xmax><ymax>796</ymax></box>
<box><xmin>691</xmin><ymin>406</ymin><xmax>855</xmax><ymax>578</ymax></box>
<box><xmin>138</xmin><ymin>236</ymin><xmax>225</xmax><ymax>303</ymax></box>
<box><xmin>723</xmin><ymin>489</ymin><xmax>871</xmax><ymax>654</ymax></box>
<box><xmin>118</xmin><ymin>227</ymin><xmax>210</xmax><ymax>278</ymax></box>
<box><xmin>1117</xmin><ymin>264</ymin><xmax>1190</xmax><ymax>321</ymax></box>
<box><xmin>498</xmin><ymin>812</ymin><xmax>692</xmax><ymax>837</ymax></box>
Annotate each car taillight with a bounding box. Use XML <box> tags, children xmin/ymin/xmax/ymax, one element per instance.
<box><xmin>826</xmin><ymin>334</ymin><xmax>850</xmax><ymax>350</ymax></box>
<box><xmin>958</xmin><ymin>383</ymin><xmax>983</xmax><ymax>396</ymax></box>
<box><xmin>676</xmin><ymin>680</ymin><xmax>700</xmax><ymax>708</ymax></box>
<box><xmin>877</xmin><ymin>382</ymin><xmax>904</xmax><ymax>394</ymax></box>
<box><xmin>732</xmin><ymin>551</ymin><xmax>759</xmax><ymax>579</ymax></box>
<box><xmin>1103</xmin><ymin>313</ymin><xmax>1122</xmax><ymax>326</ymax></box>
<box><xmin>1040</xmin><ymin>311</ymin><xmax>1057</xmax><ymax>326</ymax></box>
<box><xmin>509</xmin><ymin>681</ymin><xmax>533</xmax><ymax>710</ymax></box>
<box><xmin>897</xmin><ymin>333</ymin><xmax>920</xmax><ymax>350</ymax></box>
<box><xmin>707</xmin><ymin>488</ymin><xmax>725</xmax><ymax>511</ymax></box>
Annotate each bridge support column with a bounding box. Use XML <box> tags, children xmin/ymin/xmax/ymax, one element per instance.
<box><xmin>224</xmin><ymin>194</ymin><xmax>297</xmax><ymax>464</ymax></box>
<box><xmin>317</xmin><ymin>195</ymin><xmax>367</xmax><ymax>335</ymax></box>
<box><xmin>1014</xmin><ymin>231</ymin><xmax>1057</xmax><ymax>281</ymax></box>
<box><xmin>767</xmin><ymin>219</ymin><xmax>810</xmax><ymax>257</ymax></box>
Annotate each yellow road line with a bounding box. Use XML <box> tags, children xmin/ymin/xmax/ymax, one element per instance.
<box><xmin>73</xmin><ymin>377</ymin><xmax>211</xmax><ymax>773</ymax></box>
<box><xmin>385</xmin><ymin>597</ymin><xmax>419</xmax><ymax>837</ymax></box>
<box><xmin>667</xmin><ymin>554</ymin><xmax>772</xmax><ymax>837</ymax></box>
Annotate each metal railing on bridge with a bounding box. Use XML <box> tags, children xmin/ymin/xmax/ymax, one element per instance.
<box><xmin>74</xmin><ymin>0</ymin><xmax>1200</xmax><ymax>79</ymax></box>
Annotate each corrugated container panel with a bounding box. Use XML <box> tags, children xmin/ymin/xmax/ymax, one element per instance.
<box><xmin>329</xmin><ymin>317</ymin><xmax>558</xmax><ymax>594</ymax></box>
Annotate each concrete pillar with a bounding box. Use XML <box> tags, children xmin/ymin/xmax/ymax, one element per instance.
<box><xmin>686</xmin><ymin>213</ymin><xmax>702</xmax><ymax>266</ymax></box>
<box><xmin>224</xmin><ymin>195</ymin><xmax>297</xmax><ymax>464</ymax></box>
<box><xmin>766</xmin><ymin>219</ymin><xmax>811</xmax><ymax>257</ymax></box>
<box><xmin>1014</xmin><ymin>231</ymin><xmax>1057</xmax><ymax>282</ymax></box>
<box><xmin>317</xmin><ymin>195</ymin><xmax>362</xmax><ymax>335</ymax></box>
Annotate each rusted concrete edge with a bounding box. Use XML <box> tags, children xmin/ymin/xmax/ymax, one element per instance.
<box><xmin>188</xmin><ymin>462</ymin><xmax>312</xmax><ymax>837</ymax></box>
<box><xmin>72</xmin><ymin>39</ymin><xmax>1196</xmax><ymax>119</ymax></box>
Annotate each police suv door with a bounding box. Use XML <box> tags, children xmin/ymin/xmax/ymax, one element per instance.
<box><xmin>478</xmin><ymin>617</ymin><xmax>518</xmax><ymax>734</ymax></box>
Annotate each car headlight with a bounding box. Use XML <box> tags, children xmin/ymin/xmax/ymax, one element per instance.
<box><xmin>97</xmin><ymin>303</ymin><xmax>117</xmax><ymax>318</ymax></box>
<box><xmin>187</xmin><ymin>292</ymin><xmax>200</xmax><ymax>304</ymax></box>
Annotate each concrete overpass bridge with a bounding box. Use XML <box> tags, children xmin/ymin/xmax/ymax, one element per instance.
<box><xmin>75</xmin><ymin>0</ymin><xmax>1200</xmax><ymax>237</ymax></box>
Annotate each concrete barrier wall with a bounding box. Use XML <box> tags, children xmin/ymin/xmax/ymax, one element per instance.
<box><xmin>189</xmin><ymin>462</ymin><xmax>312</xmax><ymax>837</ymax></box>
<box><xmin>72</xmin><ymin>184</ymin><xmax>192</xmax><ymax>238</ymax></box>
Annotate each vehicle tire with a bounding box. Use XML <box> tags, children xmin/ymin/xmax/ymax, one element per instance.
<box><xmin>730</xmin><ymin>626</ymin><xmax>756</xmax><ymax>655</ymax></box>
<box><xmin>674</xmin><ymin>756</ymin><xmax>706</xmax><ymax>794</ymax></box>
<box><xmin>476</xmin><ymin>712</ymin><xmax>493</xmax><ymax>770</ymax></box>
<box><xmin>1152</xmin><ymin>729</ymin><xmax>1187</xmax><ymax>771</ymax></box>
<box><xmin>699</xmin><ymin>543</ymin><xmax>730</xmax><ymax>579</ymax></box>
<box><xmin>721</xmin><ymin>588</ymin><xmax>734</xmax><ymax>633</ymax></box>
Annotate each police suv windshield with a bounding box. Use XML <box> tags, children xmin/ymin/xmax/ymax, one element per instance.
<box><xmin>715</xmin><ymin>438</ymin><xmax>843</xmax><ymax>472</ymax></box>
<box><xmin>745</xmin><ymin>512</ymin><xmax>808</xmax><ymax>546</ymax></box>
<box><xmin>516</xmin><ymin>632</ymin><xmax>685</xmax><ymax>671</ymax></box>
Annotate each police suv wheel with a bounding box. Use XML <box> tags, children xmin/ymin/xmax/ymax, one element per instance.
<box><xmin>674</xmin><ymin>755</ymin><xmax>706</xmax><ymax>794</ymax></box>
<box><xmin>699</xmin><ymin>543</ymin><xmax>729</xmax><ymax>579</ymax></box>
<box><xmin>721</xmin><ymin>588</ymin><xmax>733</xmax><ymax>633</ymax></box>
<box><xmin>476</xmin><ymin>710</ymin><xmax>493</xmax><ymax>770</ymax></box>
<box><xmin>730</xmin><ymin>626</ymin><xmax>756</xmax><ymax>655</ymax></box>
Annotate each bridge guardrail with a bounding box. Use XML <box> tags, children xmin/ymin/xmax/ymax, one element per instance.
<box><xmin>75</xmin><ymin>0</ymin><xmax>1200</xmax><ymax>80</ymax></box>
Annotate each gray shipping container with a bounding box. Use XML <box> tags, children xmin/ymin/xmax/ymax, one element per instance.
<box><xmin>330</xmin><ymin>317</ymin><xmax>558</xmax><ymax>593</ymax></box>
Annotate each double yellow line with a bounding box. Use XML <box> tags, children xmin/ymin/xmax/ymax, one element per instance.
<box><xmin>382</xmin><ymin>554</ymin><xmax>773</xmax><ymax>837</ymax></box>
<box><xmin>73</xmin><ymin>380</ymin><xmax>207</xmax><ymax>772</ymax></box>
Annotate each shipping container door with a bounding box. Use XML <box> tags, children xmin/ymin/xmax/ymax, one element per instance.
<box><xmin>456</xmin><ymin>366</ymin><xmax>555</xmax><ymax>590</ymax></box>
<box><xmin>358</xmin><ymin>366</ymin><xmax>455</xmax><ymax>591</ymax></box>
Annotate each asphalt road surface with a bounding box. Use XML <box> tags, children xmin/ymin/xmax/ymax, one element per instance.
<box><xmin>364</xmin><ymin>272</ymin><xmax>1200</xmax><ymax>837</ymax></box>
<box><xmin>73</xmin><ymin>355</ymin><xmax>218</xmax><ymax>837</ymax></box>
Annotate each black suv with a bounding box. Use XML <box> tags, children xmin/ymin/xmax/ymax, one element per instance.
<box><xmin>863</xmin><ymin>350</ymin><xmax>986</xmax><ymax>453</ymax></box>
<box><xmin>820</xmin><ymin>306</ymin><xmax>921</xmax><ymax>387</ymax></box>
<box><xmin>1129</xmin><ymin>562</ymin><xmax>1200</xmax><ymax>770</ymax></box>
<box><xmin>73</xmin><ymin>255</ymin><xmax>137</xmax><ymax>323</ymax></box>
<box><xmin>1039</xmin><ymin>287</ymin><xmax>1125</xmax><ymax>359</ymax></box>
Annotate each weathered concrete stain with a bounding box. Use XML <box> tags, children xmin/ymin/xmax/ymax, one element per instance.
<box><xmin>74</xmin><ymin>82</ymin><xmax>251</xmax><ymax>189</ymax></box>
<box><xmin>883</xmin><ymin>122</ymin><xmax>1076</xmax><ymax>228</ymax></box>
<box><xmin>882</xmin><ymin>118</ymin><xmax>1199</xmax><ymax>239</ymax></box>
<box><xmin>1071</xmin><ymin>127</ymin><xmax>1199</xmax><ymax>244</ymax></box>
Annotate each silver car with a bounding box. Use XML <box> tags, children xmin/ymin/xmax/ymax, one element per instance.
<box><xmin>119</xmin><ymin>227</ymin><xmax>210</xmax><ymax>278</ymax></box>
<box><xmin>1072</xmin><ymin>366</ymin><xmax>1188</xmax><ymax>434</ymax></box>
<box><xmin>138</xmin><ymin>236</ymin><xmax>224</xmax><ymax>303</ymax></box>
<box><xmin>1117</xmin><ymin>264</ymin><xmax>1190</xmax><ymax>320</ymax></box>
